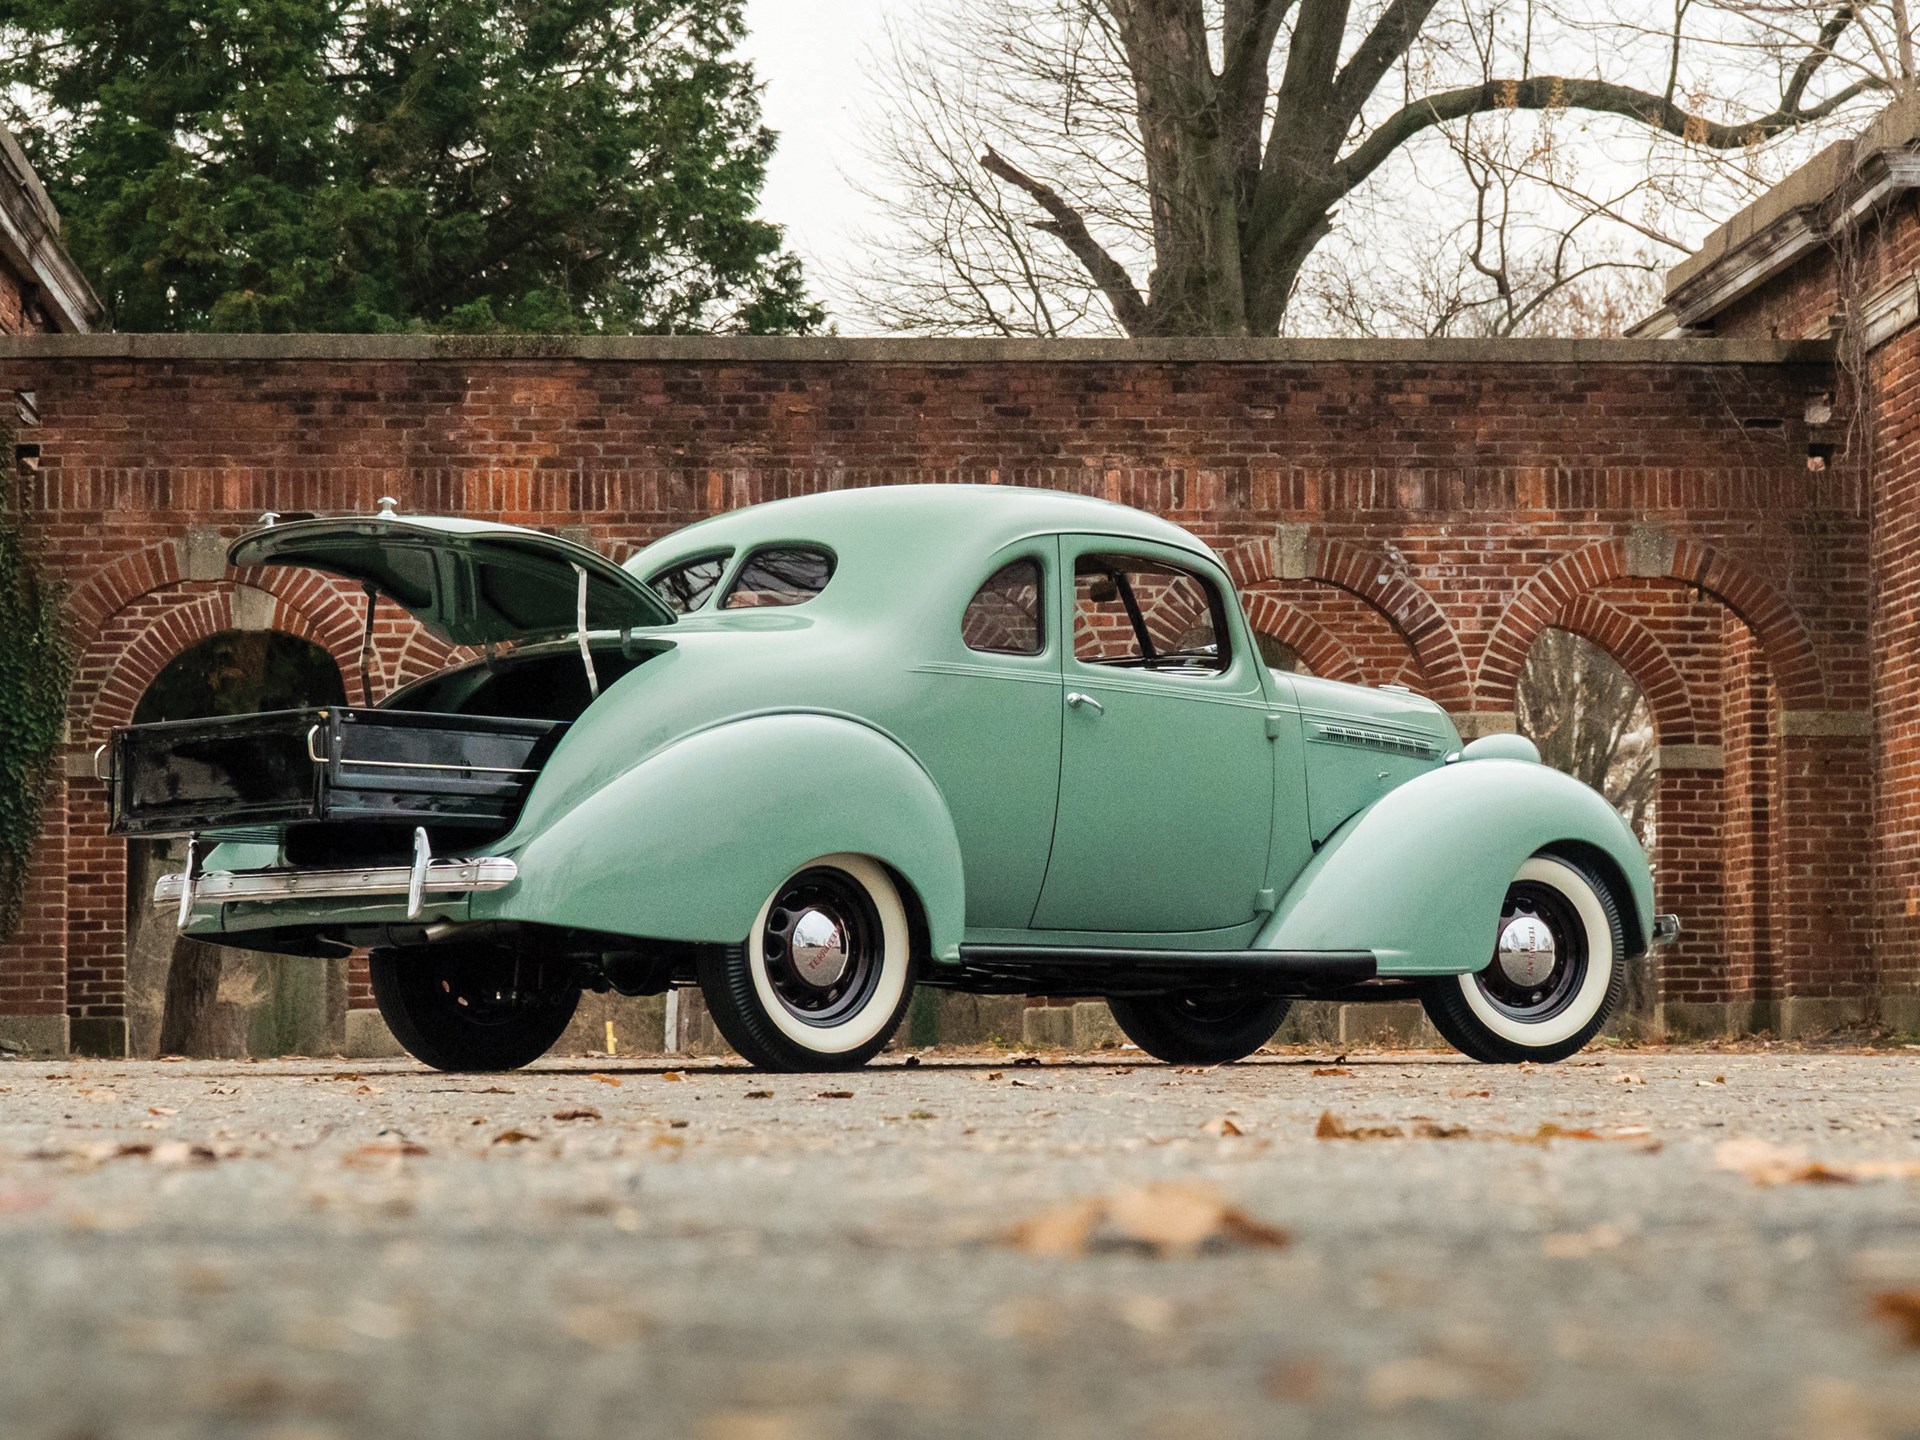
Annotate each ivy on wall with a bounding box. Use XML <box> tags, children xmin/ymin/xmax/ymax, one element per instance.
<box><xmin>0</xmin><ymin>442</ymin><xmax>71</xmax><ymax>937</ymax></box>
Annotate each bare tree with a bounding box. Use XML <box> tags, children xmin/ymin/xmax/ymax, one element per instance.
<box><xmin>1518</xmin><ymin>628</ymin><xmax>1656</xmax><ymax>845</ymax></box>
<box><xmin>856</xmin><ymin>0</ymin><xmax>1899</xmax><ymax>337</ymax></box>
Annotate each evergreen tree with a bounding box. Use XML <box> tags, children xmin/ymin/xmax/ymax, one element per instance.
<box><xmin>0</xmin><ymin>0</ymin><xmax>821</xmax><ymax>333</ymax></box>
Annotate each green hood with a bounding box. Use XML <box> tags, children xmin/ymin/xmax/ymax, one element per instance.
<box><xmin>229</xmin><ymin>515</ymin><xmax>676</xmax><ymax>647</ymax></box>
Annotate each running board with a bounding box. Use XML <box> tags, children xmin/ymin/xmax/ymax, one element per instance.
<box><xmin>945</xmin><ymin>945</ymin><xmax>1376</xmax><ymax>998</ymax></box>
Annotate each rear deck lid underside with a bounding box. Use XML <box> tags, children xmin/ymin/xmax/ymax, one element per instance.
<box><xmin>230</xmin><ymin>517</ymin><xmax>676</xmax><ymax>647</ymax></box>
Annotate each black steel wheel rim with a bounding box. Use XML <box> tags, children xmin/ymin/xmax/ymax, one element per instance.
<box><xmin>1170</xmin><ymin>992</ymin><xmax>1271</xmax><ymax>1025</ymax></box>
<box><xmin>760</xmin><ymin>867</ymin><xmax>886</xmax><ymax>1028</ymax></box>
<box><xmin>1476</xmin><ymin>879</ymin><xmax>1588</xmax><ymax>1022</ymax></box>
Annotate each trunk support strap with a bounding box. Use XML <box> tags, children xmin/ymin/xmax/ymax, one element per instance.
<box><xmin>572</xmin><ymin>564</ymin><xmax>600</xmax><ymax>699</ymax></box>
<box><xmin>359</xmin><ymin>584</ymin><xmax>379</xmax><ymax>705</ymax></box>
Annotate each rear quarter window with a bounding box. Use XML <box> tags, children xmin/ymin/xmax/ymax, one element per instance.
<box><xmin>647</xmin><ymin>552</ymin><xmax>732</xmax><ymax>614</ymax></box>
<box><xmin>722</xmin><ymin>546</ymin><xmax>836</xmax><ymax>609</ymax></box>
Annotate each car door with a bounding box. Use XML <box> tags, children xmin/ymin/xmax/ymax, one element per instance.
<box><xmin>896</xmin><ymin>541</ymin><xmax>1065</xmax><ymax>930</ymax></box>
<box><xmin>1030</xmin><ymin>538</ymin><xmax>1275</xmax><ymax>935</ymax></box>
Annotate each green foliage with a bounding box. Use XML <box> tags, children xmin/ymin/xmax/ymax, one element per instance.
<box><xmin>0</xmin><ymin>458</ymin><xmax>72</xmax><ymax>938</ymax></box>
<box><xmin>0</xmin><ymin>0</ymin><xmax>822</xmax><ymax>335</ymax></box>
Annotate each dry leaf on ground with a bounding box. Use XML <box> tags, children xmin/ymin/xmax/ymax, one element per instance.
<box><xmin>1316</xmin><ymin>1111</ymin><xmax>1405</xmax><ymax>1140</ymax></box>
<box><xmin>660</xmin><ymin>1072</ymin><xmax>686</xmax><ymax>1083</ymax></box>
<box><xmin>1004</xmin><ymin>1182</ymin><xmax>1289</xmax><ymax>1258</ymax></box>
<box><xmin>492</xmin><ymin>1129</ymin><xmax>540</xmax><ymax>1145</ymax></box>
<box><xmin>817</xmin><ymin>1090</ymin><xmax>854</xmax><ymax>1100</ymax></box>
<box><xmin>1715</xmin><ymin>1138</ymin><xmax>1920</xmax><ymax>1186</ymax></box>
<box><xmin>745</xmin><ymin>1090</ymin><xmax>774</xmax><ymax>1099</ymax></box>
<box><xmin>552</xmin><ymin>1109</ymin><xmax>601</xmax><ymax>1122</ymax></box>
<box><xmin>1312</xmin><ymin>1066</ymin><xmax>1352</xmax><ymax>1077</ymax></box>
<box><xmin>1870</xmin><ymin>1290</ymin><xmax>1920</xmax><ymax>1348</ymax></box>
<box><xmin>587</xmin><ymin>1073</ymin><xmax>623</xmax><ymax>1087</ymax></box>
<box><xmin>1200</xmin><ymin>1116</ymin><xmax>1244</xmax><ymax>1137</ymax></box>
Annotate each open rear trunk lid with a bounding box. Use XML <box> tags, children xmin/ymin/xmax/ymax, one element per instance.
<box><xmin>230</xmin><ymin>515</ymin><xmax>675</xmax><ymax>646</ymax></box>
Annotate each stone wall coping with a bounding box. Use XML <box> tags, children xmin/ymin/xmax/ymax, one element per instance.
<box><xmin>0</xmin><ymin>332</ymin><xmax>1836</xmax><ymax>366</ymax></box>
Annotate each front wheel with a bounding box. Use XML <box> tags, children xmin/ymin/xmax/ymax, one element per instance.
<box><xmin>1421</xmin><ymin>854</ymin><xmax>1626</xmax><ymax>1064</ymax></box>
<box><xmin>697</xmin><ymin>854</ymin><xmax>917</xmax><ymax>1072</ymax></box>
<box><xmin>370</xmin><ymin>944</ymin><xmax>580</xmax><ymax>1072</ymax></box>
<box><xmin>1107</xmin><ymin>992</ymin><xmax>1293</xmax><ymax>1065</ymax></box>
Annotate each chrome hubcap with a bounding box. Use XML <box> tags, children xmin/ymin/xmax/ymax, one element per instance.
<box><xmin>789</xmin><ymin>907</ymin><xmax>849</xmax><ymax>988</ymax></box>
<box><xmin>1495</xmin><ymin>914</ymin><xmax>1558</xmax><ymax>988</ymax></box>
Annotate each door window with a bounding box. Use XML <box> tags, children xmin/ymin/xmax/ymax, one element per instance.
<box><xmin>1072</xmin><ymin>554</ymin><xmax>1228</xmax><ymax>673</ymax></box>
<box><xmin>962</xmin><ymin>559</ymin><xmax>1045</xmax><ymax>655</ymax></box>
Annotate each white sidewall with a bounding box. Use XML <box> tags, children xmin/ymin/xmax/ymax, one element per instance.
<box><xmin>748</xmin><ymin>853</ymin><xmax>911</xmax><ymax>1054</ymax></box>
<box><xmin>1454</xmin><ymin>856</ymin><xmax>1615</xmax><ymax>1049</ymax></box>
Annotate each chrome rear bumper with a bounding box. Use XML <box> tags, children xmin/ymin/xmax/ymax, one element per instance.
<box><xmin>155</xmin><ymin>857</ymin><xmax>517</xmax><ymax>910</ymax></box>
<box><xmin>1652</xmin><ymin>913</ymin><xmax>1682</xmax><ymax>947</ymax></box>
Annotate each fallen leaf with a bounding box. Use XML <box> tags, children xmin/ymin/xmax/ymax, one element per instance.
<box><xmin>1315</xmin><ymin>1110</ymin><xmax>1403</xmax><ymax>1140</ymax></box>
<box><xmin>491</xmin><ymin>1129</ymin><xmax>540</xmax><ymax>1145</ymax></box>
<box><xmin>1715</xmin><ymin>1137</ymin><xmax>1920</xmax><ymax>1186</ymax></box>
<box><xmin>745</xmin><ymin>1090</ymin><xmax>774</xmax><ymax>1100</ymax></box>
<box><xmin>668</xmin><ymin>1119</ymin><xmax>690</xmax><ymax>1129</ymax></box>
<box><xmin>903</xmin><ymin>1055</ymin><xmax>921</xmax><ymax>1068</ymax></box>
<box><xmin>1200</xmin><ymin>1116</ymin><xmax>1244</xmax><ymax>1137</ymax></box>
<box><xmin>984</xmin><ymin>1072</ymin><xmax>1004</xmax><ymax>1082</ymax></box>
<box><xmin>817</xmin><ymin>1090</ymin><xmax>854</xmax><ymax>1100</ymax></box>
<box><xmin>1613</xmin><ymin>1073</ymin><xmax>1645</xmax><ymax>1085</ymax></box>
<box><xmin>1013</xmin><ymin>1056</ymin><xmax>1042</xmax><ymax>1067</ymax></box>
<box><xmin>1008</xmin><ymin>1078</ymin><xmax>1036</xmax><ymax>1088</ymax></box>
<box><xmin>1005</xmin><ymin>1183</ymin><xmax>1289</xmax><ymax>1259</ymax></box>
<box><xmin>907</xmin><ymin>1108</ymin><xmax>936</xmax><ymax>1120</ymax></box>
<box><xmin>1411</xmin><ymin>1121</ymin><xmax>1471</xmax><ymax>1139</ymax></box>
<box><xmin>342</xmin><ymin>1141</ymin><xmax>428</xmax><ymax>1168</ymax></box>
<box><xmin>327</xmin><ymin>1072</ymin><xmax>365</xmax><ymax>1082</ymax></box>
<box><xmin>587</xmin><ymin>1074</ymin><xmax>623</xmax><ymax>1087</ymax></box>
<box><xmin>1870</xmin><ymin>1290</ymin><xmax>1920</xmax><ymax>1348</ymax></box>
<box><xmin>1447</xmin><ymin>1088</ymin><xmax>1490</xmax><ymax>1098</ymax></box>
<box><xmin>147</xmin><ymin>1106</ymin><xmax>178</xmax><ymax>1117</ymax></box>
<box><xmin>1312</xmin><ymin>1067</ymin><xmax>1352</xmax><ymax>1077</ymax></box>
<box><xmin>552</xmin><ymin>1109</ymin><xmax>601</xmax><ymax>1122</ymax></box>
<box><xmin>660</xmin><ymin>1072</ymin><xmax>686</xmax><ymax>1083</ymax></box>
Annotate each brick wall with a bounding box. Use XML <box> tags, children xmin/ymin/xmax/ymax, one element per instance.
<box><xmin>0</xmin><ymin>333</ymin><xmax>1880</xmax><ymax>1050</ymax></box>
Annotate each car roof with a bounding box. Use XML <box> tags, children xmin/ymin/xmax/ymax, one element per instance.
<box><xmin>624</xmin><ymin>484</ymin><xmax>1214</xmax><ymax>579</ymax></box>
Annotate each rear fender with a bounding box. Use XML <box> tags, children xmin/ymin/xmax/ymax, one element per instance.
<box><xmin>1255</xmin><ymin>758</ymin><xmax>1654</xmax><ymax>974</ymax></box>
<box><xmin>478</xmin><ymin>712</ymin><xmax>966</xmax><ymax>960</ymax></box>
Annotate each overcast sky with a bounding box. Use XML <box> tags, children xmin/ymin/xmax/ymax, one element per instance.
<box><xmin>739</xmin><ymin>0</ymin><xmax>903</xmax><ymax>294</ymax></box>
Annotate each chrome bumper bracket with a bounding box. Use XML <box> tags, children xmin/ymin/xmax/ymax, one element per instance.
<box><xmin>1652</xmin><ymin>913</ymin><xmax>1682</xmax><ymax>947</ymax></box>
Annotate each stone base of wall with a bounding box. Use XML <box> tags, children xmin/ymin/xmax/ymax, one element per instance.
<box><xmin>1879</xmin><ymin>994</ymin><xmax>1920</xmax><ymax>1036</ymax></box>
<box><xmin>0</xmin><ymin>1014</ymin><xmax>67</xmax><ymax>1058</ymax></box>
<box><xmin>70</xmin><ymin>1016</ymin><xmax>127</xmax><ymax>1057</ymax></box>
<box><xmin>344</xmin><ymin>1008</ymin><xmax>404</xmax><ymax>1060</ymax></box>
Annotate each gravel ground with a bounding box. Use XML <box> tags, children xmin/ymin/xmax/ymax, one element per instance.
<box><xmin>2</xmin><ymin>1046</ymin><xmax>1918</xmax><ymax>1440</ymax></box>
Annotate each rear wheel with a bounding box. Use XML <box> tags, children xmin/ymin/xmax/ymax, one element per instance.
<box><xmin>1107</xmin><ymin>992</ymin><xmax>1293</xmax><ymax>1065</ymax></box>
<box><xmin>370</xmin><ymin>944</ymin><xmax>579</xmax><ymax>1072</ymax></box>
<box><xmin>1421</xmin><ymin>854</ymin><xmax>1626</xmax><ymax>1064</ymax></box>
<box><xmin>697</xmin><ymin>854</ymin><xmax>917</xmax><ymax>1072</ymax></box>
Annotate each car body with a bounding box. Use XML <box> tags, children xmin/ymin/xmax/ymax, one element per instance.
<box><xmin>111</xmin><ymin>485</ymin><xmax>1674</xmax><ymax>1070</ymax></box>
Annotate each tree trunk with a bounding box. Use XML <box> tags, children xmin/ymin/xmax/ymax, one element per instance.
<box><xmin>158</xmin><ymin>935</ymin><xmax>225</xmax><ymax>1058</ymax></box>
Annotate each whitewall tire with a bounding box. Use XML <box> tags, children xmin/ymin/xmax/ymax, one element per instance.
<box><xmin>1421</xmin><ymin>854</ymin><xmax>1627</xmax><ymax>1064</ymax></box>
<box><xmin>697</xmin><ymin>854</ymin><xmax>917</xmax><ymax>1072</ymax></box>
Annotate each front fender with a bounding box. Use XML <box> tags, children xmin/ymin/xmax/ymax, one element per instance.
<box><xmin>476</xmin><ymin>712</ymin><xmax>966</xmax><ymax>960</ymax></box>
<box><xmin>1256</xmin><ymin>758</ymin><xmax>1655</xmax><ymax>975</ymax></box>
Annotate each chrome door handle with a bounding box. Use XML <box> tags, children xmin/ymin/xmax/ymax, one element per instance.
<box><xmin>1065</xmin><ymin>691</ymin><xmax>1104</xmax><ymax>714</ymax></box>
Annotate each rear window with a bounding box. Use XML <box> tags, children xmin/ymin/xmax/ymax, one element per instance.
<box><xmin>722</xmin><ymin>546</ymin><xmax>836</xmax><ymax>609</ymax></box>
<box><xmin>647</xmin><ymin>551</ymin><xmax>731</xmax><ymax>614</ymax></box>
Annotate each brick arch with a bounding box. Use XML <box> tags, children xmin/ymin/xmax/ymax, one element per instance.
<box><xmin>1529</xmin><ymin>593</ymin><xmax>1702</xmax><ymax>745</ymax></box>
<box><xmin>1480</xmin><ymin>538</ymin><xmax>1825</xmax><ymax>713</ymax></box>
<box><xmin>1238</xmin><ymin>591</ymin><xmax>1365</xmax><ymax>683</ymax></box>
<box><xmin>1220</xmin><ymin>537</ymin><xmax>1471</xmax><ymax>707</ymax></box>
<box><xmin>389</xmin><ymin>629</ymin><xmax>474</xmax><ymax>694</ymax></box>
<box><xmin>79</xmin><ymin>582</ymin><xmax>355</xmax><ymax>740</ymax></box>
<box><xmin>66</xmin><ymin>542</ymin><xmax>184</xmax><ymax>637</ymax></box>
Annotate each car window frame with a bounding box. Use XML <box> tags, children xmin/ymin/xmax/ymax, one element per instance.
<box><xmin>960</xmin><ymin>554</ymin><xmax>1050</xmax><ymax>658</ymax></box>
<box><xmin>1064</xmin><ymin>545</ymin><xmax>1238</xmax><ymax>680</ymax></box>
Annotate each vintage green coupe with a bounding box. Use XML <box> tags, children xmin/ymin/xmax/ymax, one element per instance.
<box><xmin>109</xmin><ymin>486</ymin><xmax>1676</xmax><ymax>1071</ymax></box>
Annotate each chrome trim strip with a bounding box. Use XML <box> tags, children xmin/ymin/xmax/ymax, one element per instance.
<box><xmin>1308</xmin><ymin>722</ymin><xmax>1442</xmax><ymax>759</ymax></box>
<box><xmin>154</xmin><ymin>857</ymin><xmax>518</xmax><ymax>909</ymax></box>
<box><xmin>335</xmin><ymin>755</ymin><xmax>540</xmax><ymax>776</ymax></box>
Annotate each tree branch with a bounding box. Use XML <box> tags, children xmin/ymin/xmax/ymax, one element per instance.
<box><xmin>1782</xmin><ymin>5</ymin><xmax>1857</xmax><ymax>114</ymax></box>
<box><xmin>1330</xmin><ymin>0</ymin><xmax>1443</xmax><ymax>128</ymax></box>
<box><xmin>980</xmin><ymin>145</ymin><xmax>1151</xmax><ymax>334</ymax></box>
<box><xmin>1332</xmin><ymin>71</ymin><xmax>1887</xmax><ymax>198</ymax></box>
